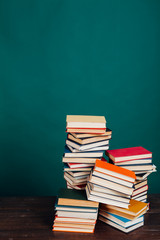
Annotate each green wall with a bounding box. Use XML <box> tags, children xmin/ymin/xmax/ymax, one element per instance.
<box><xmin>0</xmin><ymin>0</ymin><xmax>159</xmax><ymax>196</ymax></box>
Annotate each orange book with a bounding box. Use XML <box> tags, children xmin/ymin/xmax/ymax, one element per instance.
<box><xmin>94</xmin><ymin>159</ymin><xmax>136</xmax><ymax>182</ymax></box>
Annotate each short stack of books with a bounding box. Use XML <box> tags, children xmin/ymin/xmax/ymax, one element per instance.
<box><xmin>106</xmin><ymin>146</ymin><xmax>156</xmax><ymax>202</ymax></box>
<box><xmin>86</xmin><ymin>159</ymin><xmax>136</xmax><ymax>208</ymax></box>
<box><xmin>63</xmin><ymin>115</ymin><xmax>112</xmax><ymax>190</ymax></box>
<box><xmin>52</xmin><ymin>188</ymin><xmax>99</xmax><ymax>233</ymax></box>
<box><xmin>99</xmin><ymin>199</ymin><xmax>148</xmax><ymax>233</ymax></box>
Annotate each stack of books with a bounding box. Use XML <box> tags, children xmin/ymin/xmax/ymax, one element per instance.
<box><xmin>86</xmin><ymin>159</ymin><xmax>136</xmax><ymax>208</ymax></box>
<box><xmin>106</xmin><ymin>146</ymin><xmax>156</xmax><ymax>202</ymax></box>
<box><xmin>63</xmin><ymin>115</ymin><xmax>112</xmax><ymax>190</ymax></box>
<box><xmin>99</xmin><ymin>199</ymin><xmax>148</xmax><ymax>233</ymax></box>
<box><xmin>52</xmin><ymin>188</ymin><xmax>99</xmax><ymax>233</ymax></box>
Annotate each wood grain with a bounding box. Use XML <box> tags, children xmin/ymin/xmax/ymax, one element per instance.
<box><xmin>0</xmin><ymin>194</ymin><xmax>159</xmax><ymax>240</ymax></box>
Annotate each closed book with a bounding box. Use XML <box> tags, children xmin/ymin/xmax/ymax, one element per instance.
<box><xmin>92</xmin><ymin>170</ymin><xmax>134</xmax><ymax>188</ymax></box>
<box><xmin>67</xmin><ymin>162</ymin><xmax>94</xmax><ymax>169</ymax></box>
<box><xmin>71</xmin><ymin>129</ymin><xmax>112</xmax><ymax>138</ymax></box>
<box><xmin>66</xmin><ymin>139</ymin><xmax>109</xmax><ymax>151</ymax></box>
<box><xmin>67</xmin><ymin>183</ymin><xmax>86</xmax><ymax>190</ymax></box>
<box><xmin>56</xmin><ymin>210</ymin><xmax>98</xmax><ymax>219</ymax></box>
<box><xmin>53</xmin><ymin>226</ymin><xmax>94</xmax><ymax>233</ymax></box>
<box><xmin>93</xmin><ymin>159</ymin><xmax>136</xmax><ymax>183</ymax></box>
<box><xmin>66</xmin><ymin>115</ymin><xmax>106</xmax><ymax>129</ymax></box>
<box><xmin>100</xmin><ymin>199</ymin><xmax>148</xmax><ymax>218</ymax></box>
<box><xmin>68</xmin><ymin>171</ymin><xmax>91</xmax><ymax>177</ymax></box>
<box><xmin>64</xmin><ymin>146</ymin><xmax>104</xmax><ymax>158</ymax></box>
<box><xmin>55</xmin><ymin>204</ymin><xmax>98</xmax><ymax>213</ymax></box>
<box><xmin>62</xmin><ymin>157</ymin><xmax>98</xmax><ymax>163</ymax></box>
<box><xmin>68</xmin><ymin>133</ymin><xmax>111</xmax><ymax>145</ymax></box>
<box><xmin>54</xmin><ymin>216</ymin><xmax>96</xmax><ymax>224</ymax></box>
<box><xmin>117</xmin><ymin>163</ymin><xmax>154</xmax><ymax>172</ymax></box>
<box><xmin>99</xmin><ymin>211</ymin><xmax>144</xmax><ymax>228</ymax></box>
<box><xmin>89</xmin><ymin>175</ymin><xmax>133</xmax><ymax>196</ymax></box>
<box><xmin>53</xmin><ymin>222</ymin><xmax>95</xmax><ymax>229</ymax></box>
<box><xmin>57</xmin><ymin>189</ymin><xmax>99</xmax><ymax>208</ymax></box>
<box><xmin>115</xmin><ymin>158</ymin><xmax>152</xmax><ymax>165</ymax></box>
<box><xmin>67</xmin><ymin>144</ymin><xmax>109</xmax><ymax>152</ymax></box>
<box><xmin>106</xmin><ymin>147</ymin><xmax>152</xmax><ymax>163</ymax></box>
<box><xmin>66</xmin><ymin>128</ymin><xmax>106</xmax><ymax>134</ymax></box>
<box><xmin>134</xmin><ymin>180</ymin><xmax>147</xmax><ymax>190</ymax></box>
<box><xmin>64</xmin><ymin>164</ymin><xmax>92</xmax><ymax>172</ymax></box>
<box><xmin>99</xmin><ymin>215</ymin><xmax>144</xmax><ymax>233</ymax></box>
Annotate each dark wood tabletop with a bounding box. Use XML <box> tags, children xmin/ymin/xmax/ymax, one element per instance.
<box><xmin>0</xmin><ymin>194</ymin><xmax>160</xmax><ymax>240</ymax></box>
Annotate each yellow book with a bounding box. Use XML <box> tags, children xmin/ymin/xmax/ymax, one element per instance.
<box><xmin>100</xmin><ymin>199</ymin><xmax>148</xmax><ymax>219</ymax></box>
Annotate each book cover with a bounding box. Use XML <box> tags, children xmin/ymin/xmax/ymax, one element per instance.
<box><xmin>106</xmin><ymin>147</ymin><xmax>152</xmax><ymax>162</ymax></box>
<box><xmin>94</xmin><ymin>159</ymin><xmax>136</xmax><ymax>181</ymax></box>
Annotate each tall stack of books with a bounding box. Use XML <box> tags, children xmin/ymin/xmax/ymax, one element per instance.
<box><xmin>106</xmin><ymin>147</ymin><xmax>156</xmax><ymax>203</ymax></box>
<box><xmin>99</xmin><ymin>199</ymin><xmax>148</xmax><ymax>233</ymax></box>
<box><xmin>63</xmin><ymin>115</ymin><xmax>112</xmax><ymax>190</ymax></box>
<box><xmin>52</xmin><ymin>188</ymin><xmax>99</xmax><ymax>233</ymax></box>
<box><xmin>86</xmin><ymin>159</ymin><xmax>136</xmax><ymax>208</ymax></box>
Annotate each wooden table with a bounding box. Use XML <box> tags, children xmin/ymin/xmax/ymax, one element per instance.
<box><xmin>0</xmin><ymin>194</ymin><xmax>160</xmax><ymax>240</ymax></box>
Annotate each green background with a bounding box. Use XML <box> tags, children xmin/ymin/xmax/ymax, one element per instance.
<box><xmin>0</xmin><ymin>0</ymin><xmax>159</xmax><ymax>196</ymax></box>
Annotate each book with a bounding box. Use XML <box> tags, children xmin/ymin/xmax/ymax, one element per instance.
<box><xmin>56</xmin><ymin>210</ymin><xmax>98</xmax><ymax>219</ymax></box>
<box><xmin>55</xmin><ymin>204</ymin><xmax>98</xmax><ymax>212</ymax></box>
<box><xmin>67</xmin><ymin>162</ymin><xmax>94</xmax><ymax>169</ymax></box>
<box><xmin>116</xmin><ymin>163</ymin><xmax>154</xmax><ymax>172</ymax></box>
<box><xmin>92</xmin><ymin>169</ymin><xmax>134</xmax><ymax>188</ymax></box>
<box><xmin>68</xmin><ymin>171</ymin><xmax>91</xmax><ymax>177</ymax></box>
<box><xmin>99</xmin><ymin>211</ymin><xmax>144</xmax><ymax>228</ymax></box>
<box><xmin>93</xmin><ymin>159</ymin><xmax>136</xmax><ymax>182</ymax></box>
<box><xmin>54</xmin><ymin>216</ymin><xmax>96</xmax><ymax>224</ymax></box>
<box><xmin>132</xmin><ymin>185</ymin><xmax>148</xmax><ymax>197</ymax></box>
<box><xmin>99</xmin><ymin>215</ymin><xmax>144</xmax><ymax>233</ymax></box>
<box><xmin>68</xmin><ymin>133</ymin><xmax>111</xmax><ymax>145</ymax></box>
<box><xmin>53</xmin><ymin>226</ymin><xmax>94</xmax><ymax>233</ymax></box>
<box><xmin>114</xmin><ymin>158</ymin><xmax>152</xmax><ymax>165</ymax></box>
<box><xmin>67</xmin><ymin>144</ymin><xmax>109</xmax><ymax>152</ymax></box>
<box><xmin>134</xmin><ymin>179</ymin><xmax>147</xmax><ymax>190</ymax></box>
<box><xmin>106</xmin><ymin>147</ymin><xmax>152</xmax><ymax>163</ymax></box>
<box><xmin>67</xmin><ymin>183</ymin><xmax>86</xmax><ymax>190</ymax></box>
<box><xmin>64</xmin><ymin>164</ymin><xmax>92</xmax><ymax>172</ymax></box>
<box><xmin>66</xmin><ymin>128</ymin><xmax>106</xmax><ymax>134</ymax></box>
<box><xmin>100</xmin><ymin>199</ymin><xmax>148</xmax><ymax>218</ymax></box>
<box><xmin>64</xmin><ymin>146</ymin><xmax>104</xmax><ymax>158</ymax></box>
<box><xmin>71</xmin><ymin>128</ymin><xmax>112</xmax><ymax>138</ymax></box>
<box><xmin>66</xmin><ymin>139</ymin><xmax>109</xmax><ymax>151</ymax></box>
<box><xmin>57</xmin><ymin>189</ymin><xmax>99</xmax><ymax>208</ymax></box>
<box><xmin>62</xmin><ymin>157</ymin><xmax>98</xmax><ymax>163</ymax></box>
<box><xmin>66</xmin><ymin>115</ymin><xmax>106</xmax><ymax>129</ymax></box>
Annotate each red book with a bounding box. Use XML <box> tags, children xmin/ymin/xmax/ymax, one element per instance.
<box><xmin>106</xmin><ymin>147</ymin><xmax>152</xmax><ymax>163</ymax></box>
